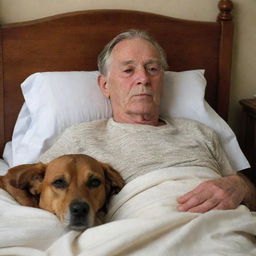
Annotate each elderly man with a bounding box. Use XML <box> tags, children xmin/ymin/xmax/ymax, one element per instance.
<box><xmin>40</xmin><ymin>30</ymin><xmax>256</xmax><ymax>212</ymax></box>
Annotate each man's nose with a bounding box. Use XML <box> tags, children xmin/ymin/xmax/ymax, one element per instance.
<box><xmin>135</xmin><ymin>68</ymin><xmax>150</xmax><ymax>86</ymax></box>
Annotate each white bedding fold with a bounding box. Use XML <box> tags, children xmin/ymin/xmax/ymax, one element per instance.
<box><xmin>0</xmin><ymin>189</ymin><xmax>66</xmax><ymax>251</ymax></box>
<box><xmin>0</xmin><ymin>166</ymin><xmax>256</xmax><ymax>256</ymax></box>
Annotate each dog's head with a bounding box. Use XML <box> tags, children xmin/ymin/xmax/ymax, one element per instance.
<box><xmin>2</xmin><ymin>154</ymin><xmax>124</xmax><ymax>231</ymax></box>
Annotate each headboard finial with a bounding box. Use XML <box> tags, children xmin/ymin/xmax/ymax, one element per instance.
<box><xmin>218</xmin><ymin>0</ymin><xmax>233</xmax><ymax>21</ymax></box>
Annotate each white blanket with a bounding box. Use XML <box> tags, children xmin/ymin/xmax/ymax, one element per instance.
<box><xmin>0</xmin><ymin>166</ymin><xmax>256</xmax><ymax>256</ymax></box>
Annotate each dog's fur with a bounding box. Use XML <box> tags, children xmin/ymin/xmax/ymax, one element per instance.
<box><xmin>0</xmin><ymin>154</ymin><xmax>125</xmax><ymax>231</ymax></box>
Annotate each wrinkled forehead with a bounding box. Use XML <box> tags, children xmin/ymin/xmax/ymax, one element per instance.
<box><xmin>110</xmin><ymin>38</ymin><xmax>161</xmax><ymax>64</ymax></box>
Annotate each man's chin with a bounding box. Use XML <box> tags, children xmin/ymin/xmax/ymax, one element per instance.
<box><xmin>126</xmin><ymin>105</ymin><xmax>158</xmax><ymax>116</ymax></box>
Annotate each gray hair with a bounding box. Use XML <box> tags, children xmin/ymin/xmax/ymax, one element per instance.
<box><xmin>97</xmin><ymin>29</ymin><xmax>168</xmax><ymax>75</ymax></box>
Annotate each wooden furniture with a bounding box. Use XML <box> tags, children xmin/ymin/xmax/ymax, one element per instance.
<box><xmin>0</xmin><ymin>0</ymin><xmax>234</xmax><ymax>155</ymax></box>
<box><xmin>239</xmin><ymin>98</ymin><xmax>256</xmax><ymax>174</ymax></box>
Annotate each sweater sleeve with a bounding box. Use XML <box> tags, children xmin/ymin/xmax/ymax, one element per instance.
<box><xmin>210</xmin><ymin>130</ymin><xmax>236</xmax><ymax>176</ymax></box>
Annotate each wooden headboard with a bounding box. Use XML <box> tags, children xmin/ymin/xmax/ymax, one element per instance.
<box><xmin>0</xmin><ymin>0</ymin><xmax>234</xmax><ymax>155</ymax></box>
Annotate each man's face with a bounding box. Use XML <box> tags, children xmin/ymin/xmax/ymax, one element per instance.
<box><xmin>99</xmin><ymin>38</ymin><xmax>164</xmax><ymax>123</ymax></box>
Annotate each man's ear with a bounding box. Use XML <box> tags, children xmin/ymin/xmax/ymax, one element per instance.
<box><xmin>98</xmin><ymin>74</ymin><xmax>110</xmax><ymax>98</ymax></box>
<box><xmin>2</xmin><ymin>163</ymin><xmax>47</xmax><ymax>207</ymax></box>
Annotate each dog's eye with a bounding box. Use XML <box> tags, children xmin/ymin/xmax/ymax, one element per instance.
<box><xmin>52</xmin><ymin>178</ymin><xmax>67</xmax><ymax>189</ymax></box>
<box><xmin>87</xmin><ymin>178</ymin><xmax>101</xmax><ymax>188</ymax></box>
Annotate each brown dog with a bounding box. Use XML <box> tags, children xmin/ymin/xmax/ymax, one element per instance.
<box><xmin>0</xmin><ymin>154</ymin><xmax>125</xmax><ymax>231</ymax></box>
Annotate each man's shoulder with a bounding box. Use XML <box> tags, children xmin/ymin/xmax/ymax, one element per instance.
<box><xmin>164</xmin><ymin>117</ymin><xmax>215</xmax><ymax>133</ymax></box>
<box><xmin>64</xmin><ymin>118</ymin><xmax>109</xmax><ymax>134</ymax></box>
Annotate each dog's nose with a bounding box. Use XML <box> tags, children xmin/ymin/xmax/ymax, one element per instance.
<box><xmin>70</xmin><ymin>201</ymin><xmax>89</xmax><ymax>216</ymax></box>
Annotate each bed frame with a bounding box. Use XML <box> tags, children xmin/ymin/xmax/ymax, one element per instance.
<box><xmin>0</xmin><ymin>0</ymin><xmax>234</xmax><ymax>155</ymax></box>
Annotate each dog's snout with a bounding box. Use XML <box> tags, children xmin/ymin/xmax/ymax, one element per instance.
<box><xmin>69</xmin><ymin>201</ymin><xmax>92</xmax><ymax>231</ymax></box>
<box><xmin>70</xmin><ymin>201</ymin><xmax>89</xmax><ymax>216</ymax></box>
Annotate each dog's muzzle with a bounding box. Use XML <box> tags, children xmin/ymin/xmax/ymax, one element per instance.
<box><xmin>69</xmin><ymin>201</ymin><xmax>93</xmax><ymax>231</ymax></box>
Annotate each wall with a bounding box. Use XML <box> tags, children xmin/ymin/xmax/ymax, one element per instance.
<box><xmin>0</xmin><ymin>0</ymin><xmax>255</xmax><ymax>134</ymax></box>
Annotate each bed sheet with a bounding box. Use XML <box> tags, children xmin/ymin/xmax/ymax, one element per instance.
<box><xmin>0</xmin><ymin>166</ymin><xmax>255</xmax><ymax>256</ymax></box>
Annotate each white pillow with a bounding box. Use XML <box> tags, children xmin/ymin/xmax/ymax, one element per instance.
<box><xmin>4</xmin><ymin>71</ymin><xmax>112</xmax><ymax>166</ymax></box>
<box><xmin>3</xmin><ymin>70</ymin><xmax>249</xmax><ymax>171</ymax></box>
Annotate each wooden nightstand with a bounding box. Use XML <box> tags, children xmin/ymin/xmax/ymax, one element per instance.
<box><xmin>239</xmin><ymin>98</ymin><xmax>256</xmax><ymax>174</ymax></box>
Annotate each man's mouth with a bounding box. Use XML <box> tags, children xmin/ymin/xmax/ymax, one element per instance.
<box><xmin>133</xmin><ymin>93</ymin><xmax>152</xmax><ymax>97</ymax></box>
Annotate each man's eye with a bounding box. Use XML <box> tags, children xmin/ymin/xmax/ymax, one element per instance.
<box><xmin>87</xmin><ymin>178</ymin><xmax>102</xmax><ymax>188</ymax></box>
<box><xmin>124</xmin><ymin>69</ymin><xmax>133</xmax><ymax>73</ymax></box>
<box><xmin>52</xmin><ymin>178</ymin><xmax>68</xmax><ymax>189</ymax></box>
<box><xmin>147</xmin><ymin>66</ymin><xmax>161</xmax><ymax>74</ymax></box>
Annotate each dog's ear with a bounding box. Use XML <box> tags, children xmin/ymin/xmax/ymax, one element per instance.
<box><xmin>102</xmin><ymin>163</ymin><xmax>125</xmax><ymax>196</ymax></box>
<box><xmin>3</xmin><ymin>162</ymin><xmax>46</xmax><ymax>207</ymax></box>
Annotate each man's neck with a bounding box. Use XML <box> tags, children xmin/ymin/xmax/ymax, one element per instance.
<box><xmin>113</xmin><ymin>113</ymin><xmax>165</xmax><ymax>126</ymax></box>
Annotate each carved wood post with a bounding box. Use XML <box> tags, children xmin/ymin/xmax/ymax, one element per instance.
<box><xmin>217</xmin><ymin>0</ymin><xmax>234</xmax><ymax>121</ymax></box>
<box><xmin>218</xmin><ymin>0</ymin><xmax>233</xmax><ymax>21</ymax></box>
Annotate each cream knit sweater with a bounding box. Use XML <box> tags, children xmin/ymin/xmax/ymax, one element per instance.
<box><xmin>40</xmin><ymin>117</ymin><xmax>234</xmax><ymax>182</ymax></box>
